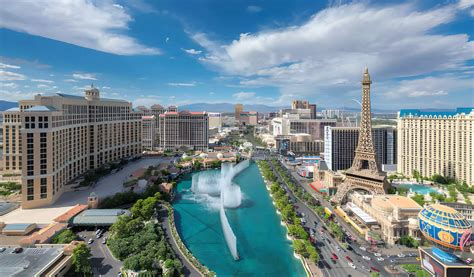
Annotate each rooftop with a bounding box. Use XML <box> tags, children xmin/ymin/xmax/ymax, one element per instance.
<box><xmin>399</xmin><ymin>107</ymin><xmax>474</xmax><ymax>118</ymax></box>
<box><xmin>53</xmin><ymin>204</ymin><xmax>88</xmax><ymax>223</ymax></box>
<box><xmin>0</xmin><ymin>246</ymin><xmax>63</xmax><ymax>277</ymax></box>
<box><xmin>2</xmin><ymin>223</ymin><xmax>35</xmax><ymax>232</ymax></box>
<box><xmin>372</xmin><ymin>195</ymin><xmax>422</xmax><ymax>211</ymax></box>
<box><xmin>24</xmin><ymin>105</ymin><xmax>57</xmax><ymax>112</ymax></box>
<box><xmin>71</xmin><ymin>209</ymin><xmax>129</xmax><ymax>226</ymax></box>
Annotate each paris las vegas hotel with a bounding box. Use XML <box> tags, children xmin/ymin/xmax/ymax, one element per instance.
<box><xmin>2</xmin><ymin>87</ymin><xmax>142</xmax><ymax>208</ymax></box>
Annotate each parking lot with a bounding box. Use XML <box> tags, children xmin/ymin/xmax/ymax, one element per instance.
<box><xmin>76</xmin><ymin>229</ymin><xmax>122</xmax><ymax>277</ymax></box>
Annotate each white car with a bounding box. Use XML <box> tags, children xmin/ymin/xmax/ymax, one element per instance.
<box><xmin>374</xmin><ymin>253</ymin><xmax>381</xmax><ymax>257</ymax></box>
<box><xmin>336</xmin><ymin>246</ymin><xmax>341</xmax><ymax>252</ymax></box>
<box><xmin>88</xmin><ymin>238</ymin><xmax>94</xmax><ymax>244</ymax></box>
<box><xmin>377</xmin><ymin>257</ymin><xmax>384</xmax><ymax>262</ymax></box>
<box><xmin>362</xmin><ymin>256</ymin><xmax>371</xmax><ymax>261</ymax></box>
<box><xmin>359</xmin><ymin>246</ymin><xmax>366</xmax><ymax>251</ymax></box>
<box><xmin>348</xmin><ymin>262</ymin><xmax>356</xmax><ymax>269</ymax></box>
<box><xmin>397</xmin><ymin>253</ymin><xmax>406</xmax><ymax>258</ymax></box>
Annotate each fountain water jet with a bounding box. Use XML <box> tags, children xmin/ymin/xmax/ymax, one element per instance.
<box><xmin>190</xmin><ymin>160</ymin><xmax>250</xmax><ymax>260</ymax></box>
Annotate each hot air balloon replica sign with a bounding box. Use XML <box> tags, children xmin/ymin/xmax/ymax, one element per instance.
<box><xmin>417</xmin><ymin>204</ymin><xmax>474</xmax><ymax>277</ymax></box>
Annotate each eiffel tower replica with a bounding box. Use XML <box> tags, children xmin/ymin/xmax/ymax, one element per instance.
<box><xmin>331</xmin><ymin>68</ymin><xmax>388</xmax><ymax>204</ymax></box>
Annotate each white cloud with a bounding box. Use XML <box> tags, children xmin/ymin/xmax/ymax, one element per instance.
<box><xmin>0</xmin><ymin>0</ymin><xmax>160</xmax><ymax>55</ymax></box>
<box><xmin>64</xmin><ymin>79</ymin><xmax>78</xmax><ymax>82</ymax></box>
<box><xmin>102</xmin><ymin>86</ymin><xmax>111</xmax><ymax>89</ymax></box>
<box><xmin>247</xmin><ymin>5</ymin><xmax>262</xmax><ymax>13</ymax></box>
<box><xmin>166</xmin><ymin>37</ymin><xmax>170</xmax><ymax>43</ymax></box>
<box><xmin>0</xmin><ymin>70</ymin><xmax>26</xmax><ymax>81</ymax></box>
<box><xmin>382</xmin><ymin>76</ymin><xmax>472</xmax><ymax>98</ymax></box>
<box><xmin>133</xmin><ymin>96</ymin><xmax>161</xmax><ymax>106</ymax></box>
<box><xmin>167</xmin><ymin>82</ymin><xmax>196</xmax><ymax>87</ymax></box>
<box><xmin>192</xmin><ymin>2</ymin><xmax>474</xmax><ymax>102</ymax></box>
<box><xmin>0</xmin><ymin>89</ymin><xmax>38</xmax><ymax>101</ymax></box>
<box><xmin>233</xmin><ymin>91</ymin><xmax>255</xmax><ymax>100</ymax></box>
<box><xmin>73</xmin><ymin>73</ymin><xmax>97</xmax><ymax>80</ymax></box>
<box><xmin>0</xmin><ymin>82</ymin><xmax>18</xmax><ymax>89</ymax></box>
<box><xmin>36</xmin><ymin>84</ymin><xmax>57</xmax><ymax>90</ymax></box>
<box><xmin>183</xmin><ymin>48</ymin><xmax>202</xmax><ymax>55</ymax></box>
<box><xmin>31</xmin><ymin>79</ymin><xmax>54</xmax><ymax>83</ymax></box>
<box><xmin>458</xmin><ymin>0</ymin><xmax>474</xmax><ymax>9</ymax></box>
<box><xmin>0</xmin><ymin>62</ymin><xmax>20</xmax><ymax>69</ymax></box>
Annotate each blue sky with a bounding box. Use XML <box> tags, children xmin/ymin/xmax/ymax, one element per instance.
<box><xmin>0</xmin><ymin>0</ymin><xmax>473</xmax><ymax>110</ymax></box>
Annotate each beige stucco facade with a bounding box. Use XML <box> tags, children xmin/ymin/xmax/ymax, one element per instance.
<box><xmin>349</xmin><ymin>193</ymin><xmax>422</xmax><ymax>245</ymax></box>
<box><xmin>2</xmin><ymin>87</ymin><xmax>142</xmax><ymax>209</ymax></box>
<box><xmin>397</xmin><ymin>108</ymin><xmax>474</xmax><ymax>185</ymax></box>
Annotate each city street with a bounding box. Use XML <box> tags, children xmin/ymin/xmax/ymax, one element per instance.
<box><xmin>262</xmin><ymin>155</ymin><xmax>419</xmax><ymax>277</ymax></box>
<box><xmin>76</xmin><ymin>229</ymin><xmax>122</xmax><ymax>277</ymax></box>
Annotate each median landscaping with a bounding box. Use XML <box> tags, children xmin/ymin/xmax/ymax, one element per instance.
<box><xmin>257</xmin><ymin>160</ymin><xmax>319</xmax><ymax>266</ymax></box>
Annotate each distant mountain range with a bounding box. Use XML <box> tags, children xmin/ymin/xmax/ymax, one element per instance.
<box><xmin>0</xmin><ymin>101</ymin><xmax>16</xmax><ymax>111</ymax></box>
<box><xmin>179</xmin><ymin>103</ymin><xmax>288</xmax><ymax>113</ymax></box>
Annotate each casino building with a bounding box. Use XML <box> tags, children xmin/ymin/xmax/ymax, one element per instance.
<box><xmin>397</xmin><ymin>108</ymin><xmax>474</xmax><ymax>186</ymax></box>
<box><xmin>418</xmin><ymin>204</ymin><xmax>473</xmax><ymax>277</ymax></box>
<box><xmin>2</xmin><ymin>87</ymin><xmax>142</xmax><ymax>208</ymax></box>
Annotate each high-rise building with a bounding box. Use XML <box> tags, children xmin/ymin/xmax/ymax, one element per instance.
<box><xmin>2</xmin><ymin>87</ymin><xmax>142</xmax><ymax>208</ymax></box>
<box><xmin>2</xmin><ymin>108</ymin><xmax>22</xmax><ymax>174</ymax></box>
<box><xmin>136</xmin><ymin>104</ymin><xmax>179</xmax><ymax>150</ymax></box>
<box><xmin>142</xmin><ymin>115</ymin><xmax>156</xmax><ymax>150</ymax></box>
<box><xmin>309</xmin><ymin>104</ymin><xmax>317</xmax><ymax>119</ymax></box>
<box><xmin>290</xmin><ymin>100</ymin><xmax>317</xmax><ymax>119</ymax></box>
<box><xmin>235</xmin><ymin>104</ymin><xmax>243</xmax><ymax>121</ymax></box>
<box><xmin>324</xmin><ymin>126</ymin><xmax>397</xmax><ymax>171</ymax></box>
<box><xmin>272</xmin><ymin>115</ymin><xmax>337</xmax><ymax>140</ymax></box>
<box><xmin>397</xmin><ymin>108</ymin><xmax>474</xmax><ymax>185</ymax></box>
<box><xmin>208</xmin><ymin>112</ymin><xmax>222</xmax><ymax>130</ymax></box>
<box><xmin>291</xmin><ymin>100</ymin><xmax>309</xmax><ymax>109</ymax></box>
<box><xmin>158</xmin><ymin>111</ymin><xmax>209</xmax><ymax>151</ymax></box>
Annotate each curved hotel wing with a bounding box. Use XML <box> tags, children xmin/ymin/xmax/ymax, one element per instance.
<box><xmin>2</xmin><ymin>87</ymin><xmax>142</xmax><ymax>208</ymax></box>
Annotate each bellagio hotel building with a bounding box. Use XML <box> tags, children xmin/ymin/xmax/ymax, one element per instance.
<box><xmin>397</xmin><ymin>108</ymin><xmax>473</xmax><ymax>186</ymax></box>
<box><xmin>2</xmin><ymin>87</ymin><xmax>142</xmax><ymax>208</ymax></box>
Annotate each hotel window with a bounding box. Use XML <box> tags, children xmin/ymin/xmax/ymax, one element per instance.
<box><xmin>40</xmin><ymin>178</ymin><xmax>47</xmax><ymax>199</ymax></box>
<box><xmin>27</xmin><ymin>179</ymin><xmax>34</xmax><ymax>201</ymax></box>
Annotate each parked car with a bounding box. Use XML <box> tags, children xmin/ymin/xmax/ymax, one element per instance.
<box><xmin>397</xmin><ymin>253</ymin><xmax>406</xmax><ymax>258</ymax></box>
<box><xmin>363</xmin><ymin>256</ymin><xmax>371</xmax><ymax>261</ymax></box>
<box><xmin>359</xmin><ymin>246</ymin><xmax>367</xmax><ymax>251</ymax></box>
<box><xmin>345</xmin><ymin>256</ymin><xmax>353</xmax><ymax>262</ymax></box>
<box><xmin>12</xmin><ymin>247</ymin><xmax>23</xmax><ymax>254</ymax></box>
<box><xmin>0</xmin><ymin>247</ymin><xmax>6</xmax><ymax>253</ymax></box>
<box><xmin>348</xmin><ymin>262</ymin><xmax>356</xmax><ymax>269</ymax></box>
<box><xmin>377</xmin><ymin>257</ymin><xmax>384</xmax><ymax>262</ymax></box>
<box><xmin>88</xmin><ymin>238</ymin><xmax>94</xmax><ymax>244</ymax></box>
<box><xmin>331</xmin><ymin>253</ymin><xmax>339</xmax><ymax>260</ymax></box>
<box><xmin>465</xmin><ymin>258</ymin><xmax>473</xmax><ymax>264</ymax></box>
<box><xmin>336</xmin><ymin>246</ymin><xmax>341</xmax><ymax>252</ymax></box>
<box><xmin>374</xmin><ymin>253</ymin><xmax>381</xmax><ymax>257</ymax></box>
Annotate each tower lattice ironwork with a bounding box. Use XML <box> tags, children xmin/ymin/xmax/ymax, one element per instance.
<box><xmin>331</xmin><ymin>68</ymin><xmax>388</xmax><ymax>204</ymax></box>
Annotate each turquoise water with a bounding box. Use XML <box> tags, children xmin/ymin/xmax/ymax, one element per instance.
<box><xmin>397</xmin><ymin>183</ymin><xmax>438</xmax><ymax>195</ymax></box>
<box><xmin>173</xmin><ymin>163</ymin><xmax>306</xmax><ymax>276</ymax></box>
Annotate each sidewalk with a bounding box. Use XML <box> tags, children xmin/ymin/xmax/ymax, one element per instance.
<box><xmin>161</xmin><ymin>207</ymin><xmax>202</xmax><ymax>277</ymax></box>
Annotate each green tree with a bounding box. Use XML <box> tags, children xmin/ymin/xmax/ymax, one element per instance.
<box><xmin>52</xmin><ymin>229</ymin><xmax>78</xmax><ymax>244</ymax></box>
<box><xmin>411</xmin><ymin>194</ymin><xmax>426</xmax><ymax>206</ymax></box>
<box><xmin>293</xmin><ymin>239</ymin><xmax>307</xmax><ymax>256</ymax></box>
<box><xmin>131</xmin><ymin>196</ymin><xmax>158</xmax><ymax>220</ymax></box>
<box><xmin>399</xmin><ymin>236</ymin><xmax>419</xmax><ymax>248</ymax></box>
<box><xmin>71</xmin><ymin>243</ymin><xmax>92</xmax><ymax>276</ymax></box>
